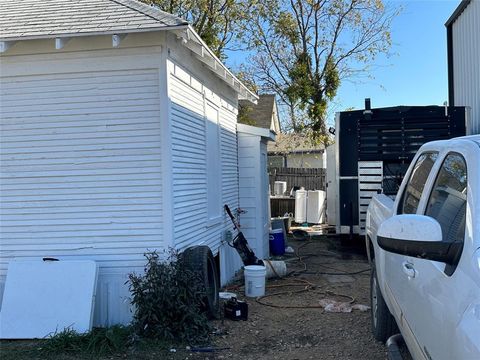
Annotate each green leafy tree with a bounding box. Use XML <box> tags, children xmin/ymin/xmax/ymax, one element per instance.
<box><xmin>142</xmin><ymin>0</ymin><xmax>254</xmax><ymax>59</ymax></box>
<box><xmin>246</xmin><ymin>0</ymin><xmax>399</xmax><ymax>142</ymax></box>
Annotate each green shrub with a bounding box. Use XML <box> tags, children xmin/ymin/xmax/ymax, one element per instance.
<box><xmin>128</xmin><ymin>251</ymin><xmax>212</xmax><ymax>343</ymax></box>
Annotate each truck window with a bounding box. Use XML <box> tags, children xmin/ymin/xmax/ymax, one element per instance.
<box><xmin>425</xmin><ymin>153</ymin><xmax>467</xmax><ymax>244</ymax></box>
<box><xmin>398</xmin><ymin>152</ymin><xmax>438</xmax><ymax>214</ymax></box>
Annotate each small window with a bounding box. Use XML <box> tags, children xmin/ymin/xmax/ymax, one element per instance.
<box><xmin>425</xmin><ymin>153</ymin><xmax>467</xmax><ymax>244</ymax></box>
<box><xmin>398</xmin><ymin>152</ymin><xmax>438</xmax><ymax>214</ymax></box>
<box><xmin>205</xmin><ymin>102</ymin><xmax>221</xmax><ymax>222</ymax></box>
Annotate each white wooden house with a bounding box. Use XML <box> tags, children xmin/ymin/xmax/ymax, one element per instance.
<box><xmin>268</xmin><ymin>133</ymin><xmax>325</xmax><ymax>169</ymax></box>
<box><xmin>0</xmin><ymin>0</ymin><xmax>261</xmax><ymax>326</ymax></box>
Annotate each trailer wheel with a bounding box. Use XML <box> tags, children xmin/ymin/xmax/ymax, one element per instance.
<box><xmin>371</xmin><ymin>263</ymin><xmax>397</xmax><ymax>342</ymax></box>
<box><xmin>182</xmin><ymin>245</ymin><xmax>219</xmax><ymax>319</ymax></box>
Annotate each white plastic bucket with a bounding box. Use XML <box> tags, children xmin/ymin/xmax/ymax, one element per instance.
<box><xmin>244</xmin><ymin>265</ymin><xmax>266</xmax><ymax>297</ymax></box>
<box><xmin>274</xmin><ymin>181</ymin><xmax>287</xmax><ymax>196</ymax></box>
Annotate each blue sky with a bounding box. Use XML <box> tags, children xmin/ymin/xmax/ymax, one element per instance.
<box><xmin>226</xmin><ymin>0</ymin><xmax>461</xmax><ymax>126</ymax></box>
<box><xmin>334</xmin><ymin>0</ymin><xmax>460</xmax><ymax>112</ymax></box>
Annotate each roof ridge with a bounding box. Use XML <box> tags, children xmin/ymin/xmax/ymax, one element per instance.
<box><xmin>109</xmin><ymin>0</ymin><xmax>188</xmax><ymax>26</ymax></box>
<box><xmin>445</xmin><ymin>0</ymin><xmax>472</xmax><ymax>27</ymax></box>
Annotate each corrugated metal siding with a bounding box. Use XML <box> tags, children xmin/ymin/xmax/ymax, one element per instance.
<box><xmin>452</xmin><ymin>0</ymin><xmax>480</xmax><ymax>134</ymax></box>
<box><xmin>0</xmin><ymin>67</ymin><xmax>163</xmax><ymax>325</ymax></box>
<box><xmin>168</xmin><ymin>62</ymin><xmax>239</xmax><ymax>256</ymax></box>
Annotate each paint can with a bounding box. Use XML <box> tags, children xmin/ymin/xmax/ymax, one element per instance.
<box><xmin>244</xmin><ymin>265</ymin><xmax>266</xmax><ymax>297</ymax></box>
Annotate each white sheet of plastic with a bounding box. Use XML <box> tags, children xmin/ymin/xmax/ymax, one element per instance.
<box><xmin>0</xmin><ymin>259</ymin><xmax>98</xmax><ymax>339</ymax></box>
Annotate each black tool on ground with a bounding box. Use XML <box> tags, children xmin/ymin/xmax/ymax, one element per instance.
<box><xmin>224</xmin><ymin>297</ymin><xmax>248</xmax><ymax>321</ymax></box>
<box><xmin>224</xmin><ymin>204</ymin><xmax>262</xmax><ymax>266</ymax></box>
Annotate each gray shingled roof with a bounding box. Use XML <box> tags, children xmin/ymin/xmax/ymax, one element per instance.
<box><xmin>238</xmin><ymin>94</ymin><xmax>276</xmax><ymax>129</ymax></box>
<box><xmin>0</xmin><ymin>0</ymin><xmax>188</xmax><ymax>41</ymax></box>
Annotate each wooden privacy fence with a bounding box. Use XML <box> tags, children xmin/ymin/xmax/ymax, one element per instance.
<box><xmin>269</xmin><ymin>167</ymin><xmax>326</xmax><ymax>217</ymax></box>
<box><xmin>269</xmin><ymin>167</ymin><xmax>326</xmax><ymax>193</ymax></box>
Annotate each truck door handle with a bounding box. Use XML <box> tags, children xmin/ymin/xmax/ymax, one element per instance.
<box><xmin>402</xmin><ymin>262</ymin><xmax>416</xmax><ymax>278</ymax></box>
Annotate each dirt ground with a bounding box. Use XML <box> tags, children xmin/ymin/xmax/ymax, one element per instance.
<box><xmin>199</xmin><ymin>235</ymin><xmax>389</xmax><ymax>360</ymax></box>
<box><xmin>0</xmin><ymin>235</ymin><xmax>398</xmax><ymax>360</ymax></box>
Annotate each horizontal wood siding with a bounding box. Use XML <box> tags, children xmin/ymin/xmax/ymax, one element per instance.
<box><xmin>168</xmin><ymin>62</ymin><xmax>239</xmax><ymax>255</ymax></box>
<box><xmin>0</xmin><ymin>66</ymin><xmax>164</xmax><ymax>324</ymax></box>
<box><xmin>169</xmin><ymin>73</ymin><xmax>207</xmax><ymax>250</ymax></box>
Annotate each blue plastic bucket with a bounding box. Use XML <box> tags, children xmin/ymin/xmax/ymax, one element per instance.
<box><xmin>269</xmin><ymin>228</ymin><xmax>285</xmax><ymax>256</ymax></box>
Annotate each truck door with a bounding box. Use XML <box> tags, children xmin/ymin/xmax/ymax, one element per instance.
<box><xmin>384</xmin><ymin>152</ymin><xmax>438</xmax><ymax>333</ymax></box>
<box><xmin>401</xmin><ymin>153</ymin><xmax>468</xmax><ymax>360</ymax></box>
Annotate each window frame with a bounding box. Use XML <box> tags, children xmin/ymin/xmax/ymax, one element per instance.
<box><xmin>397</xmin><ymin>151</ymin><xmax>439</xmax><ymax>215</ymax></box>
<box><xmin>423</xmin><ymin>152</ymin><xmax>467</xmax><ymax>242</ymax></box>
<box><xmin>421</xmin><ymin>151</ymin><xmax>468</xmax><ymax>276</ymax></box>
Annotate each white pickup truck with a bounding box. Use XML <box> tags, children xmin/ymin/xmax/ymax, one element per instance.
<box><xmin>365</xmin><ymin>135</ymin><xmax>480</xmax><ymax>360</ymax></box>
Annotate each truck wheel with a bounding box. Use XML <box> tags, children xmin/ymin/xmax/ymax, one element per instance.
<box><xmin>371</xmin><ymin>263</ymin><xmax>397</xmax><ymax>342</ymax></box>
<box><xmin>182</xmin><ymin>245</ymin><xmax>220</xmax><ymax>319</ymax></box>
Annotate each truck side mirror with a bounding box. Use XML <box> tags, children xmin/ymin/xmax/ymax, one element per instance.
<box><xmin>377</xmin><ymin>215</ymin><xmax>461</xmax><ymax>265</ymax></box>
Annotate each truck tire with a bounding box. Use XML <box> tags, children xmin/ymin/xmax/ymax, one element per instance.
<box><xmin>182</xmin><ymin>245</ymin><xmax>220</xmax><ymax>319</ymax></box>
<box><xmin>371</xmin><ymin>263</ymin><xmax>397</xmax><ymax>342</ymax></box>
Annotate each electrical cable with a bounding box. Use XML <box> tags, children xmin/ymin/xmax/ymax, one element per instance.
<box><xmin>298</xmin><ymin>268</ymin><xmax>370</xmax><ymax>276</ymax></box>
<box><xmin>278</xmin><ymin>239</ymin><xmax>372</xmax><ymax>277</ymax></box>
<box><xmin>225</xmin><ymin>238</ymin><xmax>370</xmax><ymax>309</ymax></box>
<box><xmin>255</xmin><ymin>279</ymin><xmax>356</xmax><ymax>309</ymax></box>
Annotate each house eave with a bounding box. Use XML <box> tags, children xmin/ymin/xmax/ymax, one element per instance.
<box><xmin>176</xmin><ymin>26</ymin><xmax>258</xmax><ymax>103</ymax></box>
<box><xmin>0</xmin><ymin>24</ymin><xmax>258</xmax><ymax>103</ymax></box>
<box><xmin>0</xmin><ymin>25</ymin><xmax>188</xmax><ymax>43</ymax></box>
<box><xmin>237</xmin><ymin>123</ymin><xmax>276</xmax><ymax>141</ymax></box>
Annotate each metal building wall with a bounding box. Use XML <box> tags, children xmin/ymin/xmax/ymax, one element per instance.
<box><xmin>452</xmin><ymin>0</ymin><xmax>480</xmax><ymax>134</ymax></box>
